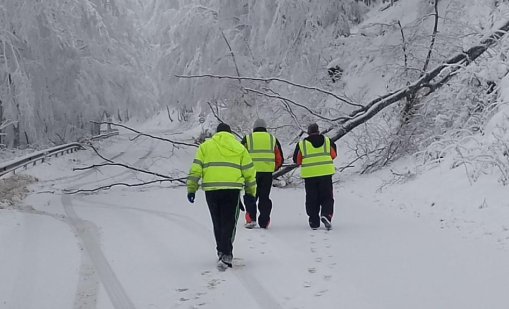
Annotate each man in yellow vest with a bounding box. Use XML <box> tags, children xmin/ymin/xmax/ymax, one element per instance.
<box><xmin>187</xmin><ymin>123</ymin><xmax>257</xmax><ymax>270</ymax></box>
<box><xmin>241</xmin><ymin>119</ymin><xmax>284</xmax><ymax>229</ymax></box>
<box><xmin>292</xmin><ymin>123</ymin><xmax>337</xmax><ymax>230</ymax></box>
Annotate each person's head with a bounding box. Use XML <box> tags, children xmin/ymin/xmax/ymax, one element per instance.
<box><xmin>253</xmin><ymin>118</ymin><xmax>267</xmax><ymax>130</ymax></box>
<box><xmin>307</xmin><ymin>123</ymin><xmax>319</xmax><ymax>135</ymax></box>
<box><xmin>216</xmin><ymin>122</ymin><xmax>232</xmax><ymax>133</ymax></box>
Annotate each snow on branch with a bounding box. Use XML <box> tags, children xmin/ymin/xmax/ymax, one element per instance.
<box><xmin>274</xmin><ymin>18</ymin><xmax>509</xmax><ymax>179</ymax></box>
<box><xmin>243</xmin><ymin>87</ymin><xmax>352</xmax><ymax>122</ymax></box>
<box><xmin>91</xmin><ymin>121</ymin><xmax>198</xmax><ymax>148</ymax></box>
<box><xmin>0</xmin><ymin>119</ymin><xmax>17</xmax><ymax>132</ymax></box>
<box><xmin>64</xmin><ymin>178</ymin><xmax>186</xmax><ymax>194</ymax></box>
<box><xmin>175</xmin><ymin>74</ymin><xmax>361</xmax><ymax>107</ymax></box>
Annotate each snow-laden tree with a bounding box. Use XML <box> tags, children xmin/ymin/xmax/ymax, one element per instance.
<box><xmin>0</xmin><ymin>0</ymin><xmax>158</xmax><ymax>147</ymax></box>
<box><xmin>154</xmin><ymin>0</ymin><xmax>364</xmax><ymax>137</ymax></box>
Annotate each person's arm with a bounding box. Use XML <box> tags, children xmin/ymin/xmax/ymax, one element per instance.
<box><xmin>292</xmin><ymin>143</ymin><xmax>303</xmax><ymax>166</ymax></box>
<box><xmin>187</xmin><ymin>146</ymin><xmax>204</xmax><ymax>194</ymax></box>
<box><xmin>330</xmin><ymin>138</ymin><xmax>337</xmax><ymax>160</ymax></box>
<box><xmin>241</xmin><ymin>149</ymin><xmax>257</xmax><ymax>197</ymax></box>
<box><xmin>274</xmin><ymin>138</ymin><xmax>284</xmax><ymax>170</ymax></box>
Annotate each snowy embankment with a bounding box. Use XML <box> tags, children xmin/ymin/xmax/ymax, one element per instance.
<box><xmin>1</xmin><ymin>120</ymin><xmax>509</xmax><ymax>309</ymax></box>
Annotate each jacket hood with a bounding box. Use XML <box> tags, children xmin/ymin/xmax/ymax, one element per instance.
<box><xmin>210</xmin><ymin>131</ymin><xmax>245</xmax><ymax>156</ymax></box>
<box><xmin>305</xmin><ymin>134</ymin><xmax>325</xmax><ymax>148</ymax></box>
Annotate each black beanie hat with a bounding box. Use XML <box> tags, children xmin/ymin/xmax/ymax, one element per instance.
<box><xmin>307</xmin><ymin>123</ymin><xmax>319</xmax><ymax>134</ymax></box>
<box><xmin>216</xmin><ymin>122</ymin><xmax>232</xmax><ymax>133</ymax></box>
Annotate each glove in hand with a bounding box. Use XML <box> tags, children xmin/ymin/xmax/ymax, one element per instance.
<box><xmin>187</xmin><ymin>192</ymin><xmax>195</xmax><ymax>203</ymax></box>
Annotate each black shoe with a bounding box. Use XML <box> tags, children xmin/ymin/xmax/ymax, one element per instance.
<box><xmin>309</xmin><ymin>218</ymin><xmax>320</xmax><ymax>230</ymax></box>
<box><xmin>222</xmin><ymin>254</ymin><xmax>233</xmax><ymax>268</ymax></box>
<box><xmin>321</xmin><ymin>216</ymin><xmax>332</xmax><ymax>230</ymax></box>
<box><xmin>259</xmin><ymin>219</ymin><xmax>270</xmax><ymax>229</ymax></box>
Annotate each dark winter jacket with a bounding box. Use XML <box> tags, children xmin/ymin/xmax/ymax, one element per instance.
<box><xmin>292</xmin><ymin>133</ymin><xmax>337</xmax><ymax>165</ymax></box>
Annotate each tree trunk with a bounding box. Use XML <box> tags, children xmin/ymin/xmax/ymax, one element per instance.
<box><xmin>8</xmin><ymin>74</ymin><xmax>20</xmax><ymax>147</ymax></box>
<box><xmin>0</xmin><ymin>99</ymin><xmax>3</xmax><ymax>146</ymax></box>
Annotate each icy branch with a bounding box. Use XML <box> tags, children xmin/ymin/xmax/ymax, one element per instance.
<box><xmin>91</xmin><ymin>122</ymin><xmax>198</xmax><ymax>148</ymax></box>
<box><xmin>175</xmin><ymin>74</ymin><xmax>360</xmax><ymax>107</ymax></box>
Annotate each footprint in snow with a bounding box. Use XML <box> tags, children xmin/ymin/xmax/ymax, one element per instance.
<box><xmin>314</xmin><ymin>289</ymin><xmax>328</xmax><ymax>297</ymax></box>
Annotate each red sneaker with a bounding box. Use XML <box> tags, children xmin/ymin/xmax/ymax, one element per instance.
<box><xmin>245</xmin><ymin>213</ymin><xmax>256</xmax><ymax>229</ymax></box>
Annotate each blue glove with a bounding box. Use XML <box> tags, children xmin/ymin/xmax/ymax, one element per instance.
<box><xmin>243</xmin><ymin>194</ymin><xmax>256</xmax><ymax>208</ymax></box>
<box><xmin>187</xmin><ymin>192</ymin><xmax>195</xmax><ymax>203</ymax></box>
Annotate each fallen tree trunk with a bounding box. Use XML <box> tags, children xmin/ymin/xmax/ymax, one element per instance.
<box><xmin>273</xmin><ymin>20</ymin><xmax>509</xmax><ymax>178</ymax></box>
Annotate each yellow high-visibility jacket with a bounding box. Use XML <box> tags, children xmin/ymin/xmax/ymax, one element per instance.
<box><xmin>298</xmin><ymin>137</ymin><xmax>335</xmax><ymax>178</ymax></box>
<box><xmin>187</xmin><ymin>131</ymin><xmax>257</xmax><ymax>196</ymax></box>
<box><xmin>245</xmin><ymin>132</ymin><xmax>276</xmax><ymax>172</ymax></box>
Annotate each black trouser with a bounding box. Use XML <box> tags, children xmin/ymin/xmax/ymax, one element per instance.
<box><xmin>205</xmin><ymin>189</ymin><xmax>241</xmax><ymax>256</ymax></box>
<box><xmin>246</xmin><ymin>172</ymin><xmax>273</xmax><ymax>227</ymax></box>
<box><xmin>304</xmin><ymin>175</ymin><xmax>334</xmax><ymax>228</ymax></box>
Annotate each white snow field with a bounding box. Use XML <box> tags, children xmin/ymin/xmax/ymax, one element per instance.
<box><xmin>1</xmin><ymin>125</ymin><xmax>509</xmax><ymax>309</ymax></box>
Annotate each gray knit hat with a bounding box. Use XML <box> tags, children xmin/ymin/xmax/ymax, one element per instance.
<box><xmin>253</xmin><ymin>118</ymin><xmax>267</xmax><ymax>129</ymax></box>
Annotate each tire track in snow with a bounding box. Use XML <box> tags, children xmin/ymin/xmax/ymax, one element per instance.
<box><xmin>73</xmin><ymin>199</ymin><xmax>283</xmax><ymax>309</ymax></box>
<box><xmin>8</xmin><ymin>205</ymin><xmax>91</xmax><ymax>308</ymax></box>
<box><xmin>58</xmin><ymin>141</ymin><xmax>158</xmax><ymax>309</ymax></box>
<box><xmin>57</xmin><ymin>135</ymin><xmax>280</xmax><ymax>308</ymax></box>
<box><xmin>62</xmin><ymin>194</ymin><xmax>136</xmax><ymax>309</ymax></box>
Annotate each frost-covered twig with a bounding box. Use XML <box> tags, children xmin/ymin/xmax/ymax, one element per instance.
<box><xmin>175</xmin><ymin>74</ymin><xmax>360</xmax><ymax>107</ymax></box>
<box><xmin>422</xmin><ymin>0</ymin><xmax>439</xmax><ymax>74</ymax></box>
<box><xmin>206</xmin><ymin>101</ymin><xmax>243</xmax><ymax>139</ymax></box>
<box><xmin>220</xmin><ymin>30</ymin><xmax>242</xmax><ymax>84</ymax></box>
<box><xmin>92</xmin><ymin>121</ymin><xmax>198</xmax><ymax>147</ymax></box>
<box><xmin>73</xmin><ymin>162</ymin><xmax>179</xmax><ymax>181</ymax></box>
<box><xmin>64</xmin><ymin>178</ymin><xmax>186</xmax><ymax>194</ymax></box>
<box><xmin>244</xmin><ymin>87</ymin><xmax>351</xmax><ymax>122</ymax></box>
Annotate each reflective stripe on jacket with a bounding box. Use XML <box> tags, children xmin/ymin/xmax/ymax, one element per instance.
<box><xmin>246</xmin><ymin>132</ymin><xmax>276</xmax><ymax>172</ymax></box>
<box><xmin>298</xmin><ymin>137</ymin><xmax>335</xmax><ymax>178</ymax></box>
<box><xmin>187</xmin><ymin>132</ymin><xmax>257</xmax><ymax>195</ymax></box>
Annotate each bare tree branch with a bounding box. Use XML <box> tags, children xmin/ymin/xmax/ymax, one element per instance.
<box><xmin>422</xmin><ymin>0</ymin><xmax>439</xmax><ymax>74</ymax></box>
<box><xmin>73</xmin><ymin>162</ymin><xmax>183</xmax><ymax>182</ymax></box>
<box><xmin>64</xmin><ymin>178</ymin><xmax>186</xmax><ymax>194</ymax></box>
<box><xmin>206</xmin><ymin>101</ymin><xmax>243</xmax><ymax>139</ymax></box>
<box><xmin>261</xmin><ymin>88</ymin><xmax>303</xmax><ymax>130</ymax></box>
<box><xmin>92</xmin><ymin>121</ymin><xmax>198</xmax><ymax>147</ymax></box>
<box><xmin>88</xmin><ymin>144</ymin><xmax>114</xmax><ymax>163</ymax></box>
<box><xmin>397</xmin><ymin>20</ymin><xmax>408</xmax><ymax>73</ymax></box>
<box><xmin>221</xmin><ymin>30</ymin><xmax>242</xmax><ymax>84</ymax></box>
<box><xmin>273</xmin><ymin>19</ymin><xmax>509</xmax><ymax>179</ymax></box>
<box><xmin>175</xmin><ymin>74</ymin><xmax>361</xmax><ymax>107</ymax></box>
<box><xmin>244</xmin><ymin>87</ymin><xmax>352</xmax><ymax>122</ymax></box>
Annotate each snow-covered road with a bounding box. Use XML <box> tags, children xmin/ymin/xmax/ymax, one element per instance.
<box><xmin>1</xmin><ymin>132</ymin><xmax>509</xmax><ymax>309</ymax></box>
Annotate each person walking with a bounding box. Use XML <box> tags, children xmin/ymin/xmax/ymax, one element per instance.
<box><xmin>187</xmin><ymin>123</ymin><xmax>257</xmax><ymax>270</ymax></box>
<box><xmin>241</xmin><ymin>119</ymin><xmax>284</xmax><ymax>229</ymax></box>
<box><xmin>292</xmin><ymin>123</ymin><xmax>337</xmax><ymax>230</ymax></box>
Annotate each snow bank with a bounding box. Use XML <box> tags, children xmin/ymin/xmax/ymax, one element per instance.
<box><xmin>0</xmin><ymin>174</ymin><xmax>38</xmax><ymax>209</ymax></box>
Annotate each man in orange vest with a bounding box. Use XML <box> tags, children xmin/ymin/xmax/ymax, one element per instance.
<box><xmin>241</xmin><ymin>119</ymin><xmax>284</xmax><ymax>229</ymax></box>
<box><xmin>292</xmin><ymin>123</ymin><xmax>337</xmax><ymax>230</ymax></box>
